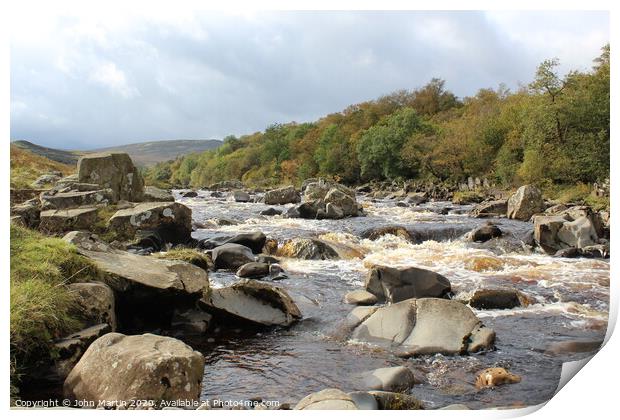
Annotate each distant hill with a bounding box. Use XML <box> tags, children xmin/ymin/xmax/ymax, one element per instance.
<box><xmin>12</xmin><ymin>140</ymin><xmax>81</xmax><ymax>165</ymax></box>
<box><xmin>10</xmin><ymin>144</ymin><xmax>75</xmax><ymax>189</ymax></box>
<box><xmin>11</xmin><ymin>139</ymin><xmax>223</xmax><ymax>167</ymax></box>
<box><xmin>92</xmin><ymin>139</ymin><xmax>222</xmax><ymax>166</ymax></box>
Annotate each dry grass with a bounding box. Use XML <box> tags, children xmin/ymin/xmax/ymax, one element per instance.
<box><xmin>10</xmin><ymin>145</ymin><xmax>75</xmax><ymax>189</ymax></box>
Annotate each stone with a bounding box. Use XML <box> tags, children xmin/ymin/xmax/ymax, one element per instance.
<box><xmin>345</xmin><ymin>290</ymin><xmax>378</xmax><ymax>305</ymax></box>
<box><xmin>364</xmin><ymin>265</ymin><xmax>451</xmax><ymax>303</ymax></box>
<box><xmin>67</xmin><ymin>282</ymin><xmax>117</xmax><ymax>330</ymax></box>
<box><xmin>260</xmin><ymin>208</ymin><xmax>283</xmax><ymax>216</ymax></box>
<box><xmin>77</xmin><ymin>153</ymin><xmax>144</xmax><ymax>202</ymax></box>
<box><xmin>469</xmin><ymin>200</ymin><xmax>508</xmax><ymax>218</ymax></box>
<box><xmin>228</xmin><ymin>190</ymin><xmax>251</xmax><ymax>202</ymax></box>
<box><xmin>32</xmin><ymin>173</ymin><xmax>61</xmax><ymax>187</ymax></box>
<box><xmin>475</xmin><ymin>368</ymin><xmax>521</xmax><ymax>389</ymax></box>
<box><xmin>533</xmin><ymin>214</ymin><xmax>599</xmax><ymax>254</ymax></box>
<box><xmin>236</xmin><ymin>262</ymin><xmax>271</xmax><ymax>279</ymax></box>
<box><xmin>209</xmin><ymin>243</ymin><xmax>256</xmax><ymax>270</ymax></box>
<box><xmin>170</xmin><ymin>309</ymin><xmax>212</xmax><ymax>335</ymax></box>
<box><xmin>64</xmin><ymin>333</ymin><xmax>204</xmax><ymax>405</ymax></box>
<box><xmin>580</xmin><ymin>244</ymin><xmax>609</xmax><ymax>258</ymax></box>
<box><xmin>263</xmin><ymin>185</ymin><xmax>301</xmax><ymax>205</ymax></box>
<box><xmin>545</xmin><ymin>340</ymin><xmax>603</xmax><ymax>356</ymax></box>
<box><xmin>198</xmin><ymin>231</ymin><xmax>266</xmax><ymax>254</ymax></box>
<box><xmin>208</xmin><ymin>180</ymin><xmax>244</xmax><ymax>190</ymax></box>
<box><xmin>10</xmin><ymin>199</ymin><xmax>41</xmax><ymax>228</ymax></box>
<box><xmin>347</xmin><ymin>392</ymin><xmax>378</xmax><ymax>410</ymax></box>
<box><xmin>182</xmin><ymin>191</ymin><xmax>198</xmax><ymax>198</ymax></box>
<box><xmin>143</xmin><ymin>186</ymin><xmax>175</xmax><ymax>202</ymax></box>
<box><xmin>405</xmin><ymin>192</ymin><xmax>428</xmax><ymax>205</ymax></box>
<box><xmin>277</xmin><ymin>238</ymin><xmax>339</xmax><ymax>260</ymax></box>
<box><xmin>40</xmin><ymin>189</ymin><xmax>114</xmax><ymax>210</ymax></box>
<box><xmin>367</xmin><ymin>391</ymin><xmax>423</xmax><ymax>410</ymax></box>
<box><xmin>362</xmin><ymin>367</ymin><xmax>415</xmax><ymax>392</ymax></box>
<box><xmin>39</xmin><ymin>207</ymin><xmax>99</xmax><ymax>234</ymax></box>
<box><xmin>466</xmin><ymin>223</ymin><xmax>502</xmax><ymax>243</ymax></box>
<box><xmin>468</xmin><ymin>289</ymin><xmax>527</xmax><ymax>310</ymax></box>
<box><xmin>201</xmin><ymin>280</ymin><xmax>301</xmax><ymax>327</ymax></box>
<box><xmin>557</xmin><ymin>216</ymin><xmax>598</xmax><ymax>249</ymax></box>
<box><xmin>54</xmin><ymin>324</ymin><xmax>112</xmax><ymax>379</ymax></box>
<box><xmin>295</xmin><ymin>389</ymin><xmax>358</xmax><ymax>410</ymax></box>
<box><xmin>507</xmin><ymin>185</ymin><xmax>545</xmax><ymax>221</ymax></box>
<box><xmin>109</xmin><ymin>202</ymin><xmax>192</xmax><ymax>246</ymax></box>
<box><xmin>440</xmin><ymin>404</ymin><xmax>470</xmax><ymax>410</ymax></box>
<box><xmin>350</xmin><ymin>298</ymin><xmax>495</xmax><ymax>356</ymax></box>
<box><xmin>361</xmin><ymin>226</ymin><xmax>414</xmax><ymax>242</ymax></box>
<box><xmin>302</xmin><ymin>180</ymin><xmax>359</xmax><ymax>218</ymax></box>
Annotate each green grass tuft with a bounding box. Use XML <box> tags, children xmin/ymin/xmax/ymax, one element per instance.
<box><xmin>153</xmin><ymin>248</ymin><xmax>212</xmax><ymax>271</ymax></box>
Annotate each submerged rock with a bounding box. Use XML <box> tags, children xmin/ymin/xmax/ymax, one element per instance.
<box><xmin>77</xmin><ymin>152</ymin><xmax>145</xmax><ymax>202</ymax></box>
<box><xmin>362</xmin><ymin>366</ymin><xmax>416</xmax><ymax>392</ymax></box>
<box><xmin>507</xmin><ymin>185</ymin><xmax>544</xmax><ymax>221</ymax></box>
<box><xmin>260</xmin><ymin>207</ymin><xmax>283</xmax><ymax>216</ymax></box>
<box><xmin>201</xmin><ymin>280</ymin><xmax>301</xmax><ymax>327</ymax></box>
<box><xmin>361</xmin><ymin>226</ymin><xmax>414</xmax><ymax>242</ymax></box>
<box><xmin>364</xmin><ymin>265</ymin><xmax>452</xmax><ymax>303</ymax></box>
<box><xmin>466</xmin><ymin>222</ymin><xmax>502</xmax><ymax>243</ymax></box>
<box><xmin>475</xmin><ymin>368</ymin><xmax>521</xmax><ymax>389</ymax></box>
<box><xmin>64</xmin><ymin>333</ymin><xmax>205</xmax><ymax>405</ymax></box>
<box><xmin>349</xmin><ymin>298</ymin><xmax>495</xmax><ymax>357</ymax></box>
<box><xmin>468</xmin><ymin>289</ymin><xmax>527</xmax><ymax>310</ymax></box>
<box><xmin>264</xmin><ymin>185</ymin><xmax>301</xmax><ymax>205</ymax></box>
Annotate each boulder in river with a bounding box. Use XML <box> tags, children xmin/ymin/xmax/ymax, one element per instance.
<box><xmin>236</xmin><ymin>262</ymin><xmax>271</xmax><ymax>279</ymax></box>
<box><xmin>298</xmin><ymin>180</ymin><xmax>359</xmax><ymax>219</ymax></box>
<box><xmin>295</xmin><ymin>388</ymin><xmax>358</xmax><ymax>410</ymax></box>
<box><xmin>208</xmin><ymin>243</ymin><xmax>256</xmax><ymax>270</ymax></box>
<box><xmin>64</xmin><ymin>332</ymin><xmax>205</xmax><ymax>406</ymax></box>
<box><xmin>109</xmin><ymin>202</ymin><xmax>193</xmax><ymax>246</ymax></box>
<box><xmin>198</xmin><ymin>231</ymin><xmax>266</xmax><ymax>254</ymax></box>
<box><xmin>469</xmin><ymin>200</ymin><xmax>508</xmax><ymax>218</ymax></box>
<box><xmin>345</xmin><ymin>290</ymin><xmax>378</xmax><ymax>305</ymax></box>
<box><xmin>263</xmin><ymin>185</ymin><xmax>301</xmax><ymax>205</ymax></box>
<box><xmin>277</xmin><ymin>237</ymin><xmax>364</xmax><ymax>260</ymax></box>
<box><xmin>201</xmin><ymin>280</ymin><xmax>301</xmax><ymax>327</ymax></box>
<box><xmin>361</xmin><ymin>226</ymin><xmax>414</xmax><ymax>242</ymax></box>
<box><xmin>260</xmin><ymin>207</ymin><xmax>283</xmax><ymax>216</ymax></box>
<box><xmin>349</xmin><ymin>298</ymin><xmax>495</xmax><ymax>357</ymax></box>
<box><xmin>466</xmin><ymin>222</ymin><xmax>502</xmax><ymax>243</ymax></box>
<box><xmin>362</xmin><ymin>366</ymin><xmax>416</xmax><ymax>392</ymax></box>
<box><xmin>143</xmin><ymin>186</ymin><xmax>175</xmax><ymax>202</ymax></box>
<box><xmin>507</xmin><ymin>185</ymin><xmax>545</xmax><ymax>221</ymax></box>
<box><xmin>533</xmin><ymin>214</ymin><xmax>599</xmax><ymax>254</ymax></box>
<box><xmin>38</xmin><ymin>207</ymin><xmax>99</xmax><ymax>234</ymax></box>
<box><xmin>364</xmin><ymin>265</ymin><xmax>452</xmax><ymax>303</ymax></box>
<box><xmin>77</xmin><ymin>153</ymin><xmax>144</xmax><ymax>202</ymax></box>
<box><xmin>468</xmin><ymin>289</ymin><xmax>528</xmax><ymax>310</ymax></box>
<box><xmin>228</xmin><ymin>190</ymin><xmax>251</xmax><ymax>202</ymax></box>
<box><xmin>475</xmin><ymin>368</ymin><xmax>521</xmax><ymax>389</ymax></box>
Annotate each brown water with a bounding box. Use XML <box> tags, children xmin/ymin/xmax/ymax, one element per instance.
<box><xmin>176</xmin><ymin>191</ymin><xmax>609</xmax><ymax>409</ymax></box>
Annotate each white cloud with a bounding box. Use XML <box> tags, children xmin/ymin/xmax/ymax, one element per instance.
<box><xmin>89</xmin><ymin>62</ymin><xmax>139</xmax><ymax>98</ymax></box>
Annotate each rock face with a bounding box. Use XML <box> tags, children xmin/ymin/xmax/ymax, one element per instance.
<box><xmin>349</xmin><ymin>298</ymin><xmax>495</xmax><ymax>357</ymax></box>
<box><xmin>143</xmin><ymin>186</ymin><xmax>175</xmax><ymax>202</ymax></box>
<box><xmin>362</xmin><ymin>367</ymin><xmax>416</xmax><ymax>392</ymax></box>
<box><xmin>209</xmin><ymin>243</ymin><xmax>256</xmax><ymax>270</ymax></box>
<box><xmin>63</xmin><ymin>231</ymin><xmax>209</xmax><ymax>329</ymax></box>
<box><xmin>365</xmin><ymin>266</ymin><xmax>452</xmax><ymax>303</ymax></box>
<box><xmin>264</xmin><ymin>185</ymin><xmax>301</xmax><ymax>205</ymax></box>
<box><xmin>293</xmin><ymin>180</ymin><xmax>359</xmax><ymax>219</ymax></box>
<box><xmin>64</xmin><ymin>333</ymin><xmax>205</xmax><ymax>405</ymax></box>
<box><xmin>295</xmin><ymin>389</ymin><xmax>358</xmax><ymax>410</ymax></box>
<box><xmin>507</xmin><ymin>185</ymin><xmax>544</xmax><ymax>221</ymax></box>
<box><xmin>469</xmin><ymin>200</ymin><xmax>508</xmax><ymax>218</ymax></box>
<box><xmin>67</xmin><ymin>282</ymin><xmax>117</xmax><ymax>330</ymax></box>
<box><xmin>109</xmin><ymin>202</ymin><xmax>192</xmax><ymax>245</ymax></box>
<box><xmin>54</xmin><ymin>324</ymin><xmax>112</xmax><ymax>379</ymax></box>
<box><xmin>201</xmin><ymin>280</ymin><xmax>301</xmax><ymax>327</ymax></box>
<box><xmin>533</xmin><ymin>213</ymin><xmax>599</xmax><ymax>254</ymax></box>
<box><xmin>475</xmin><ymin>368</ymin><xmax>521</xmax><ymax>389</ymax></box>
<box><xmin>39</xmin><ymin>207</ymin><xmax>99</xmax><ymax>234</ymax></box>
<box><xmin>77</xmin><ymin>153</ymin><xmax>144</xmax><ymax>202</ymax></box>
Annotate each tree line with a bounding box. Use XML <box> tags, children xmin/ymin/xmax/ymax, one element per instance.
<box><xmin>144</xmin><ymin>45</ymin><xmax>609</xmax><ymax>193</ymax></box>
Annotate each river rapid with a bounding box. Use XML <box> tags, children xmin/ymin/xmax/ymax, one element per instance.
<box><xmin>175</xmin><ymin>190</ymin><xmax>609</xmax><ymax>409</ymax></box>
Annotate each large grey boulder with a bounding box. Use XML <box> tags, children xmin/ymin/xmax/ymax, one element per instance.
<box><xmin>39</xmin><ymin>207</ymin><xmax>99</xmax><ymax>234</ymax></box>
<box><xmin>228</xmin><ymin>190</ymin><xmax>251</xmax><ymax>202</ymax></box>
<box><xmin>40</xmin><ymin>189</ymin><xmax>113</xmax><ymax>210</ymax></box>
<box><xmin>349</xmin><ymin>298</ymin><xmax>495</xmax><ymax>357</ymax></box>
<box><xmin>143</xmin><ymin>186</ymin><xmax>175</xmax><ymax>202</ymax></box>
<box><xmin>63</xmin><ymin>231</ymin><xmax>209</xmax><ymax>298</ymax></box>
<box><xmin>201</xmin><ymin>280</ymin><xmax>301</xmax><ymax>327</ymax></box>
<box><xmin>533</xmin><ymin>214</ymin><xmax>599</xmax><ymax>254</ymax></box>
<box><xmin>507</xmin><ymin>185</ymin><xmax>545</xmax><ymax>221</ymax></box>
<box><xmin>236</xmin><ymin>262</ymin><xmax>271</xmax><ymax>279</ymax></box>
<box><xmin>362</xmin><ymin>367</ymin><xmax>416</xmax><ymax>392</ymax></box>
<box><xmin>209</xmin><ymin>243</ymin><xmax>256</xmax><ymax>270</ymax></box>
<box><xmin>299</xmin><ymin>180</ymin><xmax>359</xmax><ymax>219</ymax></box>
<box><xmin>469</xmin><ymin>200</ymin><xmax>508</xmax><ymax>218</ymax></box>
<box><xmin>361</xmin><ymin>226</ymin><xmax>414</xmax><ymax>242</ymax></box>
<box><xmin>264</xmin><ymin>185</ymin><xmax>301</xmax><ymax>205</ymax></box>
<box><xmin>198</xmin><ymin>231</ymin><xmax>266</xmax><ymax>254</ymax></box>
<box><xmin>64</xmin><ymin>333</ymin><xmax>204</xmax><ymax>406</ymax></box>
<box><xmin>67</xmin><ymin>282</ymin><xmax>116</xmax><ymax>330</ymax></box>
<box><xmin>365</xmin><ymin>265</ymin><xmax>451</xmax><ymax>303</ymax></box>
<box><xmin>77</xmin><ymin>153</ymin><xmax>144</xmax><ymax>202</ymax></box>
<box><xmin>109</xmin><ymin>202</ymin><xmax>192</xmax><ymax>245</ymax></box>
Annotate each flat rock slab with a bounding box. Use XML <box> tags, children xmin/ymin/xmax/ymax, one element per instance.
<box><xmin>350</xmin><ymin>298</ymin><xmax>495</xmax><ymax>357</ymax></box>
<box><xmin>109</xmin><ymin>202</ymin><xmax>192</xmax><ymax>244</ymax></box>
<box><xmin>39</xmin><ymin>207</ymin><xmax>99</xmax><ymax>233</ymax></box>
<box><xmin>40</xmin><ymin>189</ymin><xmax>113</xmax><ymax>210</ymax></box>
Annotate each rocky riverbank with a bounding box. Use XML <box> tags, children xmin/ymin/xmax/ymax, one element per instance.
<box><xmin>10</xmin><ymin>153</ymin><xmax>610</xmax><ymax>410</ymax></box>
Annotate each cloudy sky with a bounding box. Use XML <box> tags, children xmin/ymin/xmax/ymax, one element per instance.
<box><xmin>10</xmin><ymin>10</ymin><xmax>609</xmax><ymax>150</ymax></box>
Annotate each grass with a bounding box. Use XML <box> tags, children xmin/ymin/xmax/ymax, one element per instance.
<box><xmin>10</xmin><ymin>224</ymin><xmax>98</xmax><ymax>395</ymax></box>
<box><xmin>153</xmin><ymin>248</ymin><xmax>212</xmax><ymax>271</ymax></box>
<box><xmin>544</xmin><ymin>183</ymin><xmax>610</xmax><ymax>211</ymax></box>
<box><xmin>10</xmin><ymin>144</ymin><xmax>75</xmax><ymax>189</ymax></box>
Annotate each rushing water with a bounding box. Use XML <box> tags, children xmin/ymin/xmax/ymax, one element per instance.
<box><xmin>175</xmin><ymin>190</ymin><xmax>609</xmax><ymax>409</ymax></box>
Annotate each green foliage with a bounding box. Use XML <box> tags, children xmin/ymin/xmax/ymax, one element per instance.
<box><xmin>146</xmin><ymin>46</ymin><xmax>609</xmax><ymax>193</ymax></box>
<box><xmin>10</xmin><ymin>224</ymin><xmax>97</xmax><ymax>393</ymax></box>
<box><xmin>153</xmin><ymin>248</ymin><xmax>212</xmax><ymax>272</ymax></box>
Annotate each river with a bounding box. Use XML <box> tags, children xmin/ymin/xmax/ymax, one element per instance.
<box><xmin>175</xmin><ymin>190</ymin><xmax>609</xmax><ymax>409</ymax></box>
